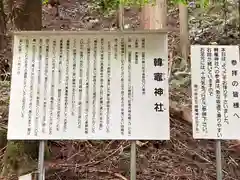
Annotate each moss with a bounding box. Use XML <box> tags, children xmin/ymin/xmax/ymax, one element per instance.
<box><xmin>1</xmin><ymin>141</ymin><xmax>51</xmax><ymax>176</ymax></box>
<box><xmin>45</xmin><ymin>143</ymin><xmax>51</xmax><ymax>159</ymax></box>
<box><xmin>22</xmin><ymin>141</ymin><xmax>39</xmax><ymax>159</ymax></box>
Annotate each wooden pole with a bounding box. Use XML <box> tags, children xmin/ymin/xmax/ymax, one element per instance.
<box><xmin>117</xmin><ymin>0</ymin><xmax>124</xmax><ymax>29</ymax></box>
<box><xmin>179</xmin><ymin>3</ymin><xmax>189</xmax><ymax>61</ymax></box>
<box><xmin>141</xmin><ymin>0</ymin><xmax>167</xmax><ymax>29</ymax></box>
<box><xmin>139</xmin><ymin>2</ymin><xmax>167</xmax><ymax>180</ymax></box>
<box><xmin>117</xmin><ymin>3</ymin><xmax>137</xmax><ymax>180</ymax></box>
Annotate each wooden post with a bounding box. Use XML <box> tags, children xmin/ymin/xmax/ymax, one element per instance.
<box><xmin>179</xmin><ymin>3</ymin><xmax>189</xmax><ymax>61</ymax></box>
<box><xmin>117</xmin><ymin>2</ymin><xmax>137</xmax><ymax>180</ymax></box>
<box><xmin>117</xmin><ymin>0</ymin><xmax>124</xmax><ymax>29</ymax></box>
<box><xmin>141</xmin><ymin>0</ymin><xmax>167</xmax><ymax>29</ymax></box>
<box><xmin>139</xmin><ymin>2</ymin><xmax>167</xmax><ymax>180</ymax></box>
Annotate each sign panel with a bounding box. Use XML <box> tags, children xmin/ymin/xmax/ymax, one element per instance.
<box><xmin>8</xmin><ymin>31</ymin><xmax>169</xmax><ymax>140</ymax></box>
<box><xmin>191</xmin><ymin>45</ymin><xmax>240</xmax><ymax>139</ymax></box>
<box><xmin>19</xmin><ymin>173</ymin><xmax>32</xmax><ymax>180</ymax></box>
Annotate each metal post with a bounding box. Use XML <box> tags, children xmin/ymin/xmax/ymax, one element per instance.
<box><xmin>130</xmin><ymin>141</ymin><xmax>136</xmax><ymax>180</ymax></box>
<box><xmin>38</xmin><ymin>140</ymin><xmax>45</xmax><ymax>180</ymax></box>
<box><xmin>216</xmin><ymin>140</ymin><xmax>223</xmax><ymax>180</ymax></box>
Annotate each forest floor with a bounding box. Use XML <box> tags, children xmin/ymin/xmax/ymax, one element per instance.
<box><xmin>0</xmin><ymin>0</ymin><xmax>240</xmax><ymax>179</ymax></box>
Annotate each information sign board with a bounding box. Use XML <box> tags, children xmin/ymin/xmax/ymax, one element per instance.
<box><xmin>191</xmin><ymin>45</ymin><xmax>240</xmax><ymax>139</ymax></box>
<box><xmin>8</xmin><ymin>31</ymin><xmax>169</xmax><ymax>140</ymax></box>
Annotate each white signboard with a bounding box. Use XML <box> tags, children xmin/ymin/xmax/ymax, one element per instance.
<box><xmin>8</xmin><ymin>31</ymin><xmax>169</xmax><ymax>140</ymax></box>
<box><xmin>19</xmin><ymin>173</ymin><xmax>32</xmax><ymax>180</ymax></box>
<box><xmin>191</xmin><ymin>45</ymin><xmax>240</xmax><ymax>139</ymax></box>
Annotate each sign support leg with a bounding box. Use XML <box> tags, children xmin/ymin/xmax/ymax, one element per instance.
<box><xmin>118</xmin><ymin>3</ymin><xmax>137</xmax><ymax>180</ymax></box>
<box><xmin>38</xmin><ymin>140</ymin><xmax>45</xmax><ymax>180</ymax></box>
<box><xmin>130</xmin><ymin>141</ymin><xmax>136</xmax><ymax>180</ymax></box>
<box><xmin>216</xmin><ymin>140</ymin><xmax>223</xmax><ymax>180</ymax></box>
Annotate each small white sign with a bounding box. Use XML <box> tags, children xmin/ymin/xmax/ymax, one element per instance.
<box><xmin>8</xmin><ymin>31</ymin><xmax>169</xmax><ymax>140</ymax></box>
<box><xmin>18</xmin><ymin>173</ymin><xmax>32</xmax><ymax>180</ymax></box>
<box><xmin>191</xmin><ymin>45</ymin><xmax>240</xmax><ymax>139</ymax></box>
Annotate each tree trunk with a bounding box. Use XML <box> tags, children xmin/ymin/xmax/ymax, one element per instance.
<box><xmin>1</xmin><ymin>0</ymin><xmax>43</xmax><ymax>177</ymax></box>
<box><xmin>9</xmin><ymin>0</ymin><xmax>42</xmax><ymax>30</ymax></box>
<box><xmin>0</xmin><ymin>0</ymin><xmax>6</xmax><ymax>50</ymax></box>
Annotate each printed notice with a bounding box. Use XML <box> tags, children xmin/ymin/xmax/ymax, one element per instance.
<box><xmin>8</xmin><ymin>31</ymin><xmax>169</xmax><ymax>140</ymax></box>
<box><xmin>191</xmin><ymin>45</ymin><xmax>240</xmax><ymax>139</ymax></box>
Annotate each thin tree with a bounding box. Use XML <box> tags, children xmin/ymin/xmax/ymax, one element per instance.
<box><xmin>0</xmin><ymin>0</ymin><xmax>6</xmax><ymax>50</ymax></box>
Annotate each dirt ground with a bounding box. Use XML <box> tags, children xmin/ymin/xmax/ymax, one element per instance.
<box><xmin>1</xmin><ymin>0</ymin><xmax>240</xmax><ymax>179</ymax></box>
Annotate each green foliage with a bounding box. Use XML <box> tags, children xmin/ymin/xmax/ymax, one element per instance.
<box><xmin>91</xmin><ymin>0</ymin><xmax>215</xmax><ymax>15</ymax></box>
<box><xmin>92</xmin><ymin>0</ymin><xmax>156</xmax><ymax>15</ymax></box>
<box><xmin>42</xmin><ymin>0</ymin><xmax>48</xmax><ymax>5</ymax></box>
<box><xmin>42</xmin><ymin>0</ymin><xmax>213</xmax><ymax>9</ymax></box>
<box><xmin>172</xmin><ymin>0</ymin><xmax>210</xmax><ymax>8</ymax></box>
<box><xmin>41</xmin><ymin>0</ymin><xmax>225</xmax><ymax>16</ymax></box>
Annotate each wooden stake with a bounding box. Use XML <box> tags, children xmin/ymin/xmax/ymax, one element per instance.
<box><xmin>117</xmin><ymin>3</ymin><xmax>137</xmax><ymax>180</ymax></box>
<box><xmin>179</xmin><ymin>3</ymin><xmax>189</xmax><ymax>61</ymax></box>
